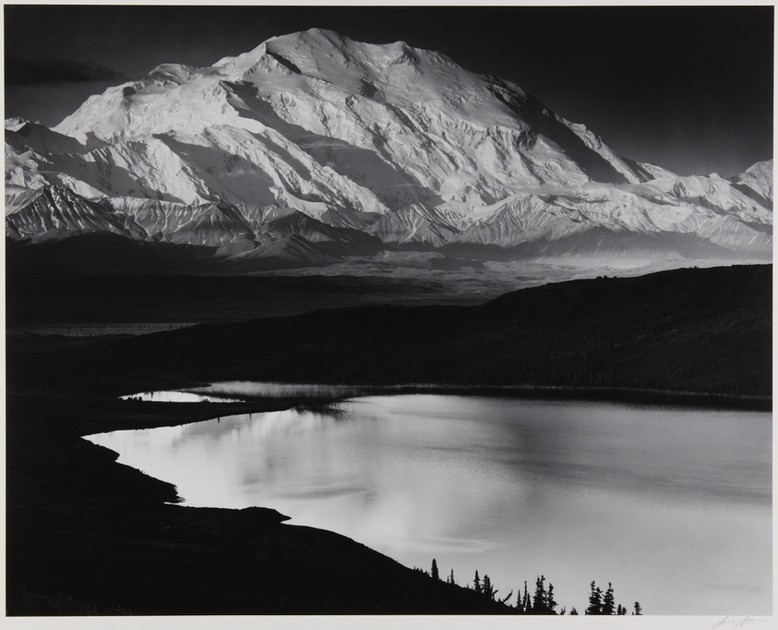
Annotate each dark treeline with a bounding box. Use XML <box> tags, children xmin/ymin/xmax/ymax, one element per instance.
<box><xmin>421</xmin><ymin>558</ymin><xmax>643</xmax><ymax>616</ymax></box>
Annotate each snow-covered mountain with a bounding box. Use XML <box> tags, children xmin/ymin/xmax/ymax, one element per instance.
<box><xmin>5</xmin><ymin>29</ymin><xmax>773</xmax><ymax>268</ymax></box>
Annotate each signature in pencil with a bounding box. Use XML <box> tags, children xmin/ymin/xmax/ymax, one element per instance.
<box><xmin>712</xmin><ymin>616</ymin><xmax>766</xmax><ymax>629</ymax></box>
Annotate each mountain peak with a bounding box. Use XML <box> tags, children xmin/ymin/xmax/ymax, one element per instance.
<box><xmin>733</xmin><ymin>159</ymin><xmax>773</xmax><ymax>204</ymax></box>
<box><xmin>8</xmin><ymin>31</ymin><xmax>772</xmax><ymax>268</ymax></box>
<box><xmin>147</xmin><ymin>63</ymin><xmax>202</xmax><ymax>84</ymax></box>
<box><xmin>211</xmin><ymin>29</ymin><xmax>348</xmax><ymax>74</ymax></box>
<box><xmin>5</xmin><ymin>117</ymin><xmax>32</xmax><ymax>132</ymax></box>
<box><xmin>272</xmin><ymin>27</ymin><xmax>348</xmax><ymax>45</ymax></box>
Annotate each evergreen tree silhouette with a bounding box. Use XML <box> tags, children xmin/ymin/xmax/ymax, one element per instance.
<box><xmin>586</xmin><ymin>581</ymin><xmax>603</xmax><ymax>615</ymax></box>
<box><xmin>546</xmin><ymin>582</ymin><xmax>557</xmax><ymax>614</ymax></box>
<box><xmin>532</xmin><ymin>575</ymin><xmax>548</xmax><ymax>613</ymax></box>
<box><xmin>415</xmin><ymin>562</ymin><xmax>637</xmax><ymax>616</ymax></box>
<box><xmin>482</xmin><ymin>574</ymin><xmax>495</xmax><ymax>600</ymax></box>
<box><xmin>602</xmin><ymin>582</ymin><xmax>615</xmax><ymax>614</ymax></box>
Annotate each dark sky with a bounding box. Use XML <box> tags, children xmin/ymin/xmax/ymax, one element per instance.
<box><xmin>4</xmin><ymin>5</ymin><xmax>773</xmax><ymax>177</ymax></box>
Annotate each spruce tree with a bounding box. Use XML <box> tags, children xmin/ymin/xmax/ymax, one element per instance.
<box><xmin>634</xmin><ymin>601</ymin><xmax>642</xmax><ymax>616</ymax></box>
<box><xmin>586</xmin><ymin>581</ymin><xmax>603</xmax><ymax>615</ymax></box>
<box><xmin>482</xmin><ymin>574</ymin><xmax>495</xmax><ymax>600</ymax></box>
<box><xmin>602</xmin><ymin>582</ymin><xmax>615</xmax><ymax>615</ymax></box>
<box><xmin>533</xmin><ymin>575</ymin><xmax>547</xmax><ymax>613</ymax></box>
<box><xmin>431</xmin><ymin>558</ymin><xmax>439</xmax><ymax>581</ymax></box>
<box><xmin>473</xmin><ymin>570</ymin><xmax>482</xmax><ymax>593</ymax></box>
<box><xmin>546</xmin><ymin>583</ymin><xmax>557</xmax><ymax>614</ymax></box>
<box><xmin>570</xmin><ymin>607</ymin><xmax>579</xmax><ymax>615</ymax></box>
<box><xmin>522</xmin><ymin>580</ymin><xmax>531</xmax><ymax>612</ymax></box>
<box><xmin>447</xmin><ymin>569</ymin><xmax>455</xmax><ymax>585</ymax></box>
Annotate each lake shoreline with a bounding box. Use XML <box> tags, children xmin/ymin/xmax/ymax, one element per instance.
<box><xmin>7</xmin><ymin>387</ymin><xmax>518</xmax><ymax>615</ymax></box>
<box><xmin>89</xmin><ymin>391</ymin><xmax>770</xmax><ymax>614</ymax></box>
<box><xmin>6</xmin><ymin>264</ymin><xmax>771</xmax><ymax>614</ymax></box>
<box><xmin>8</xmin><ymin>367</ymin><xmax>770</xmax><ymax>614</ymax></box>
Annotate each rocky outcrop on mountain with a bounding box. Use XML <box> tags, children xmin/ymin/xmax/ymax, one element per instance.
<box><xmin>5</xmin><ymin>29</ymin><xmax>772</xmax><ymax>267</ymax></box>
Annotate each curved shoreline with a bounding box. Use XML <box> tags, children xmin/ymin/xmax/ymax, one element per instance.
<box><xmin>8</xmin><ymin>390</ymin><xmax>517</xmax><ymax>615</ymax></box>
<box><xmin>6</xmin><ymin>264</ymin><xmax>771</xmax><ymax>613</ymax></box>
<box><xmin>77</xmin><ymin>386</ymin><xmax>771</xmax><ymax>615</ymax></box>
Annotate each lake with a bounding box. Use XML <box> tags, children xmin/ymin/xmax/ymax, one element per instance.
<box><xmin>84</xmin><ymin>393</ymin><xmax>771</xmax><ymax>615</ymax></box>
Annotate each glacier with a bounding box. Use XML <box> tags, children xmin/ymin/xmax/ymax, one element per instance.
<box><xmin>4</xmin><ymin>28</ymin><xmax>773</xmax><ymax>270</ymax></box>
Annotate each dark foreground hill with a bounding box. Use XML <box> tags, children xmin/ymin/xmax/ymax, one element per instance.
<box><xmin>11</xmin><ymin>264</ymin><xmax>772</xmax><ymax>399</ymax></box>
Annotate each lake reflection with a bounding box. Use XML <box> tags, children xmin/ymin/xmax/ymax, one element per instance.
<box><xmin>190</xmin><ymin>381</ymin><xmax>367</xmax><ymax>399</ymax></box>
<box><xmin>122</xmin><ymin>382</ymin><xmax>368</xmax><ymax>402</ymax></box>
<box><xmin>85</xmin><ymin>395</ymin><xmax>771</xmax><ymax>615</ymax></box>
<box><xmin>120</xmin><ymin>390</ymin><xmax>244</xmax><ymax>403</ymax></box>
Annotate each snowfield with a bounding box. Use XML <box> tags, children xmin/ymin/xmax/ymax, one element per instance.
<box><xmin>5</xmin><ymin>29</ymin><xmax>772</xmax><ymax>266</ymax></box>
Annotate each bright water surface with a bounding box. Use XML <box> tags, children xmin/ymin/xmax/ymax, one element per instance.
<box><xmin>122</xmin><ymin>382</ymin><xmax>368</xmax><ymax>402</ymax></box>
<box><xmin>85</xmin><ymin>393</ymin><xmax>771</xmax><ymax>614</ymax></box>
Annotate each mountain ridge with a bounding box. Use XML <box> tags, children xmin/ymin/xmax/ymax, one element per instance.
<box><xmin>5</xmin><ymin>29</ymin><xmax>773</xmax><ymax>270</ymax></box>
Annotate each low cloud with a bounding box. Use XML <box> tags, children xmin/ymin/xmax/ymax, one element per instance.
<box><xmin>6</xmin><ymin>56</ymin><xmax>131</xmax><ymax>86</ymax></box>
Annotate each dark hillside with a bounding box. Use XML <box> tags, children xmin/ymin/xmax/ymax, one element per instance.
<box><xmin>11</xmin><ymin>264</ymin><xmax>771</xmax><ymax>399</ymax></box>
